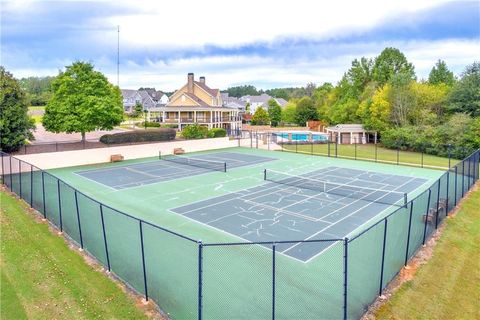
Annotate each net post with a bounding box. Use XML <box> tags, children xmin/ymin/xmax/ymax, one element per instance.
<box><xmin>264</xmin><ymin>169</ymin><xmax>267</xmax><ymax>181</ymax></box>
<box><xmin>30</xmin><ymin>165</ymin><xmax>33</xmax><ymax>207</ymax></box>
<box><xmin>57</xmin><ymin>179</ymin><xmax>63</xmax><ymax>232</ymax></box>
<box><xmin>454</xmin><ymin>166</ymin><xmax>458</xmax><ymax>206</ymax></box>
<box><xmin>435</xmin><ymin>179</ymin><xmax>441</xmax><ymax>229</ymax></box>
<box><xmin>159</xmin><ymin>150</ymin><xmax>161</xmax><ymax>160</ymax></box>
<box><xmin>422</xmin><ymin>189</ymin><xmax>432</xmax><ymax>245</ymax></box>
<box><xmin>198</xmin><ymin>240</ymin><xmax>203</xmax><ymax>320</ymax></box>
<box><xmin>272</xmin><ymin>243</ymin><xmax>276</xmax><ymax>320</ymax></box>
<box><xmin>343</xmin><ymin>238</ymin><xmax>348</xmax><ymax>320</ymax></box>
<box><xmin>41</xmin><ymin>171</ymin><xmax>46</xmax><ymax>218</ymax></box>
<box><xmin>74</xmin><ymin>190</ymin><xmax>84</xmax><ymax>249</ymax></box>
<box><xmin>139</xmin><ymin>220</ymin><xmax>149</xmax><ymax>301</ymax></box>
<box><xmin>404</xmin><ymin>193</ymin><xmax>407</xmax><ymax>208</ymax></box>
<box><xmin>379</xmin><ymin>218</ymin><xmax>388</xmax><ymax>295</ymax></box>
<box><xmin>224</xmin><ymin>162</ymin><xmax>227</xmax><ymax>173</ymax></box>
<box><xmin>404</xmin><ymin>202</ymin><xmax>414</xmax><ymax>266</ymax></box>
<box><xmin>99</xmin><ymin>204</ymin><xmax>111</xmax><ymax>271</ymax></box>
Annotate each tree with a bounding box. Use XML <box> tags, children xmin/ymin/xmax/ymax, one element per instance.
<box><xmin>428</xmin><ymin>60</ymin><xmax>455</xmax><ymax>86</ymax></box>
<box><xmin>245</xmin><ymin>102</ymin><xmax>251</xmax><ymax>114</ymax></box>
<box><xmin>357</xmin><ymin>84</ymin><xmax>392</xmax><ymax>132</ymax></box>
<box><xmin>347</xmin><ymin>57</ymin><xmax>373</xmax><ymax>95</ymax></box>
<box><xmin>265</xmin><ymin>88</ymin><xmax>289</xmax><ymax>100</ymax></box>
<box><xmin>305</xmin><ymin>82</ymin><xmax>317</xmax><ymax>97</ymax></box>
<box><xmin>251</xmin><ymin>107</ymin><xmax>270</xmax><ymax>125</ymax></box>
<box><xmin>295</xmin><ymin>96</ymin><xmax>318</xmax><ymax>125</ymax></box>
<box><xmin>281</xmin><ymin>102</ymin><xmax>297</xmax><ymax>124</ymax></box>
<box><xmin>267</xmin><ymin>99</ymin><xmax>282</xmax><ymax>127</ymax></box>
<box><xmin>19</xmin><ymin>76</ymin><xmax>56</xmax><ymax>106</ymax></box>
<box><xmin>372</xmin><ymin>47</ymin><xmax>415</xmax><ymax>86</ymax></box>
<box><xmin>447</xmin><ymin>62</ymin><xmax>480</xmax><ymax>117</ymax></box>
<box><xmin>224</xmin><ymin>85</ymin><xmax>259</xmax><ymax>98</ymax></box>
<box><xmin>0</xmin><ymin>67</ymin><xmax>35</xmax><ymax>152</ymax></box>
<box><xmin>131</xmin><ymin>102</ymin><xmax>144</xmax><ymax>118</ymax></box>
<box><xmin>43</xmin><ymin>61</ymin><xmax>124</xmax><ymax>141</ymax></box>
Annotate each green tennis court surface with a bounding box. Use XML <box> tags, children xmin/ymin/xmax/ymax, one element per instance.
<box><xmin>46</xmin><ymin>147</ymin><xmax>444</xmax><ymax>319</ymax></box>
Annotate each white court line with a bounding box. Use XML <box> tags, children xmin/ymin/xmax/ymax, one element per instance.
<box><xmin>299</xmin><ymin>177</ymin><xmax>416</xmax><ymax>263</ymax></box>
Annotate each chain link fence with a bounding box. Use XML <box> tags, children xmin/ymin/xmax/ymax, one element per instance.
<box><xmin>1</xmin><ymin>148</ymin><xmax>478</xmax><ymax>319</ymax></box>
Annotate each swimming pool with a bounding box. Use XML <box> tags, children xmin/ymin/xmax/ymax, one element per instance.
<box><xmin>273</xmin><ymin>132</ymin><xmax>329</xmax><ymax>142</ymax></box>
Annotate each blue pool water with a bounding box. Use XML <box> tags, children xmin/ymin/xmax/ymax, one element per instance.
<box><xmin>274</xmin><ymin>132</ymin><xmax>328</xmax><ymax>142</ymax></box>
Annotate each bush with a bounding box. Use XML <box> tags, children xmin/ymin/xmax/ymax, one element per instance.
<box><xmin>99</xmin><ymin>128</ymin><xmax>176</xmax><ymax>144</ymax></box>
<box><xmin>139</xmin><ymin>121</ymin><xmax>161</xmax><ymax>128</ymax></box>
<box><xmin>160</xmin><ymin>124</ymin><xmax>178</xmax><ymax>129</ymax></box>
<box><xmin>181</xmin><ymin>124</ymin><xmax>209</xmax><ymax>139</ymax></box>
<box><xmin>208</xmin><ymin>128</ymin><xmax>227</xmax><ymax>138</ymax></box>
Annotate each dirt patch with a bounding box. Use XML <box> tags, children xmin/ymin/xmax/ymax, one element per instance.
<box><xmin>361</xmin><ymin>182</ymin><xmax>479</xmax><ymax>320</ymax></box>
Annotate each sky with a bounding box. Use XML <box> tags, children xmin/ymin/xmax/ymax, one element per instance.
<box><xmin>1</xmin><ymin>0</ymin><xmax>479</xmax><ymax>91</ymax></box>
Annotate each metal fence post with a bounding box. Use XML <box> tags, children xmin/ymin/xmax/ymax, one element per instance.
<box><xmin>354</xmin><ymin>138</ymin><xmax>357</xmax><ymax>160</ymax></box>
<box><xmin>19</xmin><ymin>161</ymin><xmax>22</xmax><ymax>197</ymax></box>
<box><xmin>404</xmin><ymin>203</ymin><xmax>414</xmax><ymax>265</ymax></box>
<box><xmin>379</xmin><ymin>219</ymin><xmax>388</xmax><ymax>295</ymax></box>
<box><xmin>30</xmin><ymin>166</ymin><xmax>33</xmax><ymax>207</ymax></box>
<box><xmin>435</xmin><ymin>180</ymin><xmax>441</xmax><ymax>229</ymax></box>
<box><xmin>57</xmin><ymin>179</ymin><xmax>63</xmax><ymax>232</ymax></box>
<box><xmin>198</xmin><ymin>241</ymin><xmax>203</xmax><ymax>320</ymax></box>
<box><xmin>9</xmin><ymin>156</ymin><xmax>13</xmax><ymax>189</ymax></box>
<box><xmin>454</xmin><ymin>166</ymin><xmax>458</xmax><ymax>206</ymax></box>
<box><xmin>448</xmin><ymin>144</ymin><xmax>452</xmax><ymax>168</ymax></box>
<box><xmin>461</xmin><ymin>160</ymin><xmax>465</xmax><ymax>197</ymax></box>
<box><xmin>74</xmin><ymin>190</ymin><xmax>84</xmax><ymax>248</ymax></box>
<box><xmin>422</xmin><ymin>189</ymin><xmax>432</xmax><ymax>245</ymax></box>
<box><xmin>99</xmin><ymin>204</ymin><xmax>111</xmax><ymax>271</ymax></box>
<box><xmin>1</xmin><ymin>153</ymin><xmax>4</xmax><ymax>184</ymax></box>
<box><xmin>328</xmin><ymin>140</ymin><xmax>331</xmax><ymax>157</ymax></box>
<box><xmin>272</xmin><ymin>243</ymin><xmax>276</xmax><ymax>320</ymax></box>
<box><xmin>375</xmin><ymin>142</ymin><xmax>378</xmax><ymax>162</ymax></box>
<box><xmin>396</xmin><ymin>144</ymin><xmax>400</xmax><ymax>165</ymax></box>
<box><xmin>335</xmin><ymin>140</ymin><xmax>338</xmax><ymax>158</ymax></box>
<box><xmin>421</xmin><ymin>147</ymin><xmax>424</xmax><ymax>168</ymax></box>
<box><xmin>446</xmin><ymin>171</ymin><xmax>450</xmax><ymax>214</ymax></box>
<box><xmin>139</xmin><ymin>220</ymin><xmax>149</xmax><ymax>301</ymax></box>
<box><xmin>310</xmin><ymin>140</ymin><xmax>313</xmax><ymax>155</ymax></box>
<box><xmin>41</xmin><ymin>171</ymin><xmax>46</xmax><ymax>218</ymax></box>
<box><xmin>343</xmin><ymin>238</ymin><xmax>348</xmax><ymax>320</ymax></box>
<box><xmin>250</xmin><ymin>131</ymin><xmax>252</xmax><ymax>148</ymax></box>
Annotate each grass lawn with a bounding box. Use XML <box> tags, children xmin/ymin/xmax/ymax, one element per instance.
<box><xmin>282</xmin><ymin>143</ymin><xmax>459</xmax><ymax>169</ymax></box>
<box><xmin>0</xmin><ymin>190</ymin><xmax>151</xmax><ymax>320</ymax></box>
<box><xmin>374</xmin><ymin>185</ymin><xmax>480</xmax><ymax>319</ymax></box>
<box><xmin>30</xmin><ymin>114</ymin><xmax>43</xmax><ymax>124</ymax></box>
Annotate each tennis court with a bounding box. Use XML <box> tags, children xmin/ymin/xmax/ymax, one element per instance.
<box><xmin>76</xmin><ymin>151</ymin><xmax>276</xmax><ymax>189</ymax></box>
<box><xmin>172</xmin><ymin>166</ymin><xmax>427</xmax><ymax>261</ymax></box>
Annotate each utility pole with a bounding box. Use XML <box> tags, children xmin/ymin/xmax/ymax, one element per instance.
<box><xmin>117</xmin><ymin>25</ymin><xmax>120</xmax><ymax>87</ymax></box>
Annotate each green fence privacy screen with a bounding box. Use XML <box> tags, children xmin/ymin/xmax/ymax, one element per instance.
<box><xmin>0</xmin><ymin>149</ymin><xmax>478</xmax><ymax>320</ymax></box>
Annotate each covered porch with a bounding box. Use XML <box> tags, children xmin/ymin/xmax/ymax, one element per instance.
<box><xmin>325</xmin><ymin>124</ymin><xmax>377</xmax><ymax>144</ymax></box>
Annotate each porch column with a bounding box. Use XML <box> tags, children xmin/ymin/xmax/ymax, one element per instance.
<box><xmin>362</xmin><ymin>132</ymin><xmax>366</xmax><ymax>144</ymax></box>
<box><xmin>162</xmin><ymin>111</ymin><xmax>165</xmax><ymax>122</ymax></box>
<box><xmin>178</xmin><ymin>111</ymin><xmax>180</xmax><ymax>126</ymax></box>
<box><xmin>194</xmin><ymin>110</ymin><xmax>197</xmax><ymax>123</ymax></box>
<box><xmin>210</xmin><ymin>110</ymin><xmax>213</xmax><ymax>124</ymax></box>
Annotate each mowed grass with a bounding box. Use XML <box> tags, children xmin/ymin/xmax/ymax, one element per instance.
<box><xmin>0</xmin><ymin>190</ymin><xmax>150</xmax><ymax>320</ymax></box>
<box><xmin>374</xmin><ymin>185</ymin><xmax>480</xmax><ymax>319</ymax></box>
<box><xmin>282</xmin><ymin>143</ymin><xmax>458</xmax><ymax>168</ymax></box>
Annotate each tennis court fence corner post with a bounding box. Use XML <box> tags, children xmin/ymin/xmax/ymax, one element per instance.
<box><xmin>41</xmin><ymin>171</ymin><xmax>46</xmax><ymax>218</ymax></box>
<box><xmin>272</xmin><ymin>243</ymin><xmax>276</xmax><ymax>320</ymax></box>
<box><xmin>404</xmin><ymin>201</ymin><xmax>414</xmax><ymax>266</ymax></box>
<box><xmin>454</xmin><ymin>166</ymin><xmax>458</xmax><ymax>207</ymax></box>
<box><xmin>57</xmin><ymin>178</ymin><xmax>63</xmax><ymax>232</ymax></box>
<box><xmin>422</xmin><ymin>189</ymin><xmax>432</xmax><ymax>245</ymax></box>
<box><xmin>379</xmin><ymin>218</ymin><xmax>388</xmax><ymax>295</ymax></box>
<box><xmin>30</xmin><ymin>165</ymin><xmax>33</xmax><ymax>207</ymax></box>
<box><xmin>343</xmin><ymin>238</ymin><xmax>349</xmax><ymax>320</ymax></box>
<box><xmin>139</xmin><ymin>220</ymin><xmax>149</xmax><ymax>301</ymax></box>
<box><xmin>198</xmin><ymin>240</ymin><xmax>203</xmax><ymax>320</ymax></box>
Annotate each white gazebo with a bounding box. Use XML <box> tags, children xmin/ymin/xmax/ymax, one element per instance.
<box><xmin>325</xmin><ymin>124</ymin><xmax>377</xmax><ymax>144</ymax></box>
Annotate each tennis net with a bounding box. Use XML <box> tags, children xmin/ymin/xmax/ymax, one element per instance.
<box><xmin>264</xmin><ymin>169</ymin><xmax>407</xmax><ymax>207</ymax></box>
<box><xmin>160</xmin><ymin>152</ymin><xmax>227</xmax><ymax>172</ymax></box>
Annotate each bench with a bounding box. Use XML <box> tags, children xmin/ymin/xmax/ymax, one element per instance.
<box><xmin>173</xmin><ymin>148</ymin><xmax>185</xmax><ymax>155</ymax></box>
<box><xmin>110</xmin><ymin>154</ymin><xmax>124</xmax><ymax>162</ymax></box>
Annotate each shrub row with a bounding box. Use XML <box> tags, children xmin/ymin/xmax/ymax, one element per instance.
<box><xmin>181</xmin><ymin>124</ymin><xmax>227</xmax><ymax>139</ymax></box>
<box><xmin>100</xmin><ymin>128</ymin><xmax>176</xmax><ymax>144</ymax></box>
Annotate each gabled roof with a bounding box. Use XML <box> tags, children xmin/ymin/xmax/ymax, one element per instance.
<box><xmin>121</xmin><ymin>89</ymin><xmax>140</xmax><ymax>99</ymax></box>
<box><xmin>275</xmin><ymin>98</ymin><xmax>288</xmax><ymax>107</ymax></box>
<box><xmin>195</xmin><ymin>81</ymin><xmax>219</xmax><ymax>97</ymax></box>
<box><xmin>184</xmin><ymin>92</ymin><xmax>211</xmax><ymax>107</ymax></box>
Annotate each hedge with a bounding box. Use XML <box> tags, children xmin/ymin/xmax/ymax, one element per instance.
<box><xmin>99</xmin><ymin>129</ymin><xmax>176</xmax><ymax>144</ymax></box>
<box><xmin>208</xmin><ymin>128</ymin><xmax>227</xmax><ymax>138</ymax></box>
<box><xmin>139</xmin><ymin>121</ymin><xmax>161</xmax><ymax>128</ymax></box>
